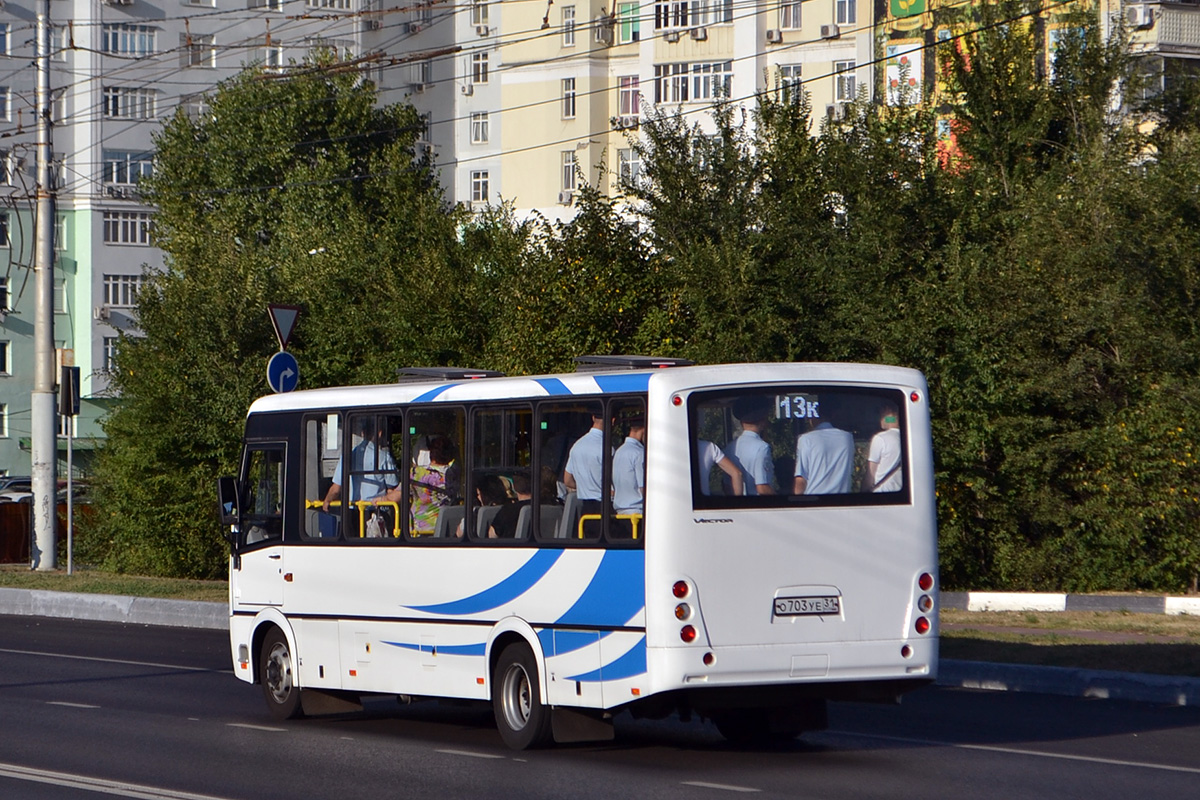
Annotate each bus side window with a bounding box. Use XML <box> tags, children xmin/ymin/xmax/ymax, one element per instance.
<box><xmin>609</xmin><ymin>400</ymin><xmax>647</xmax><ymax>540</ymax></box>
<box><xmin>303</xmin><ymin>414</ymin><xmax>341</xmax><ymax>540</ymax></box>
<box><xmin>535</xmin><ymin>403</ymin><xmax>597</xmax><ymax>541</ymax></box>
<box><xmin>343</xmin><ymin>414</ymin><xmax>403</xmax><ymax>539</ymax></box>
<box><xmin>469</xmin><ymin>405</ymin><xmax>532</xmax><ymax>541</ymax></box>
<box><xmin>407</xmin><ymin>407</ymin><xmax>465</xmax><ymax>539</ymax></box>
<box><xmin>243</xmin><ymin>447</ymin><xmax>285</xmax><ymax>546</ymax></box>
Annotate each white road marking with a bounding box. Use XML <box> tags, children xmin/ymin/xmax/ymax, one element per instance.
<box><xmin>226</xmin><ymin>722</ymin><xmax>288</xmax><ymax>732</ymax></box>
<box><xmin>0</xmin><ymin>647</ymin><xmax>225</xmax><ymax>673</ymax></box>
<box><xmin>436</xmin><ymin>749</ymin><xmax>507</xmax><ymax>760</ymax></box>
<box><xmin>681</xmin><ymin>781</ymin><xmax>762</xmax><ymax>793</ymax></box>
<box><xmin>0</xmin><ymin>761</ymin><xmax>235</xmax><ymax>800</ymax></box>
<box><xmin>47</xmin><ymin>701</ymin><xmax>101</xmax><ymax>709</ymax></box>
<box><xmin>840</xmin><ymin>731</ymin><xmax>1200</xmax><ymax>775</ymax></box>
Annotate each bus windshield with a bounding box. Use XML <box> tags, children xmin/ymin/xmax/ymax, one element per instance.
<box><xmin>690</xmin><ymin>385</ymin><xmax>910</xmax><ymax>507</ymax></box>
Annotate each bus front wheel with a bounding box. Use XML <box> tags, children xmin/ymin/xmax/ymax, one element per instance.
<box><xmin>492</xmin><ymin>643</ymin><xmax>552</xmax><ymax>750</ymax></box>
<box><xmin>260</xmin><ymin>627</ymin><xmax>304</xmax><ymax>720</ymax></box>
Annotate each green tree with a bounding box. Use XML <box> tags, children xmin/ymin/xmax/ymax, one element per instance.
<box><xmin>84</xmin><ymin>64</ymin><xmax>471</xmax><ymax>577</ymax></box>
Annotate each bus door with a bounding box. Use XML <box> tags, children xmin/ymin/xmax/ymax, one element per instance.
<box><xmin>233</xmin><ymin>444</ymin><xmax>287</xmax><ymax>607</ymax></box>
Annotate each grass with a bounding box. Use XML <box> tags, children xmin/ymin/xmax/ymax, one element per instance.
<box><xmin>940</xmin><ymin>608</ymin><xmax>1200</xmax><ymax>677</ymax></box>
<box><xmin>0</xmin><ymin>565</ymin><xmax>227</xmax><ymax>603</ymax></box>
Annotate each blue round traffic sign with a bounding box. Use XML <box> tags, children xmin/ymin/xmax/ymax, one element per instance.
<box><xmin>267</xmin><ymin>351</ymin><xmax>300</xmax><ymax>393</ymax></box>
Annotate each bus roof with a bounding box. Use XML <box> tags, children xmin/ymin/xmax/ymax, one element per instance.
<box><xmin>245</xmin><ymin>362</ymin><xmax>927</xmax><ymax>416</ymax></box>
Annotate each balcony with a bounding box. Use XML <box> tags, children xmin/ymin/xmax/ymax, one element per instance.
<box><xmin>1128</xmin><ymin>2</ymin><xmax>1200</xmax><ymax>57</ymax></box>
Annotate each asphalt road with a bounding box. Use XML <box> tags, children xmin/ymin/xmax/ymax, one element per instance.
<box><xmin>1</xmin><ymin>616</ymin><xmax>1199</xmax><ymax>799</ymax></box>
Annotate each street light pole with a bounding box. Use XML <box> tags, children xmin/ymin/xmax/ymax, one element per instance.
<box><xmin>31</xmin><ymin>0</ymin><xmax>57</xmax><ymax>570</ymax></box>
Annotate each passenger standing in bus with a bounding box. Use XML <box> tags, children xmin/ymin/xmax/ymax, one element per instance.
<box><xmin>612</xmin><ymin>415</ymin><xmax>646</xmax><ymax>537</ymax></box>
<box><xmin>696</xmin><ymin>440</ymin><xmax>744</xmax><ymax>496</ymax></box>
<box><xmin>864</xmin><ymin>403</ymin><xmax>903</xmax><ymax>492</ymax></box>
<box><xmin>564</xmin><ymin>412</ymin><xmax>604</xmax><ymax>504</ymax></box>
<box><xmin>792</xmin><ymin>415</ymin><xmax>855</xmax><ymax>495</ymax></box>
<box><xmin>406</xmin><ymin>436</ymin><xmax>461</xmax><ymax>535</ymax></box>
<box><xmin>732</xmin><ymin>397</ymin><xmax>776</xmax><ymax>495</ymax></box>
<box><xmin>322</xmin><ymin>418</ymin><xmax>399</xmax><ymax>514</ymax></box>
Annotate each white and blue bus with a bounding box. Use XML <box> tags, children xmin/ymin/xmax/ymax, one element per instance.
<box><xmin>218</xmin><ymin>357</ymin><xmax>938</xmax><ymax>748</ymax></box>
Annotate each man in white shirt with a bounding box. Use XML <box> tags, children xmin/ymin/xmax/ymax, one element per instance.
<box><xmin>865</xmin><ymin>403</ymin><xmax>903</xmax><ymax>492</ymax></box>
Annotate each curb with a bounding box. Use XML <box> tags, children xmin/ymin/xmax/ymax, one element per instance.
<box><xmin>938</xmin><ymin>659</ymin><xmax>1200</xmax><ymax>706</ymax></box>
<box><xmin>0</xmin><ymin>587</ymin><xmax>227</xmax><ymax>630</ymax></box>
<box><xmin>940</xmin><ymin>591</ymin><xmax>1200</xmax><ymax>615</ymax></box>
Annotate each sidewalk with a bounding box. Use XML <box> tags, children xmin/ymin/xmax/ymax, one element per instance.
<box><xmin>3</xmin><ymin>587</ymin><xmax>1200</xmax><ymax>707</ymax></box>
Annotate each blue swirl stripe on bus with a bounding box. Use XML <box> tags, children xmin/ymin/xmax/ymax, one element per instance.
<box><xmin>533</xmin><ymin>377</ymin><xmax>572</xmax><ymax>396</ymax></box>
<box><xmin>592</xmin><ymin>373</ymin><xmax>652</xmax><ymax>393</ymax></box>
<box><xmin>412</xmin><ymin>384</ymin><xmax>459</xmax><ymax>403</ymax></box>
<box><xmin>566</xmin><ymin>636</ymin><xmax>647</xmax><ymax>683</ymax></box>
<box><xmin>553</xmin><ymin>550</ymin><xmax>645</xmax><ymax>628</ymax></box>
<box><xmin>381</xmin><ymin>641</ymin><xmax>488</xmax><ymax>656</ymax></box>
<box><xmin>402</xmin><ymin>549</ymin><xmax>564</xmax><ymax>615</ymax></box>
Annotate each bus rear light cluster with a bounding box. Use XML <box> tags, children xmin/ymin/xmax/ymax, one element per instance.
<box><xmin>914</xmin><ymin>616</ymin><xmax>930</xmax><ymax>635</ymax></box>
<box><xmin>680</xmin><ymin>625</ymin><xmax>697</xmax><ymax>643</ymax></box>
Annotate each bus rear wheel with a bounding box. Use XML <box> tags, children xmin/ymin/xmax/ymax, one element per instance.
<box><xmin>492</xmin><ymin>643</ymin><xmax>552</xmax><ymax>750</ymax></box>
<box><xmin>260</xmin><ymin>627</ymin><xmax>304</xmax><ymax>720</ymax></box>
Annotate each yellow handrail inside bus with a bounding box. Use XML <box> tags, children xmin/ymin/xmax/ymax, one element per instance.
<box><xmin>305</xmin><ymin>499</ymin><xmax>402</xmax><ymax>538</ymax></box>
<box><xmin>577</xmin><ymin>513</ymin><xmax>641</xmax><ymax>540</ymax></box>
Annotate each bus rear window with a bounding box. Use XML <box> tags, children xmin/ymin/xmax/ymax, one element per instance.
<box><xmin>689</xmin><ymin>386</ymin><xmax>910</xmax><ymax>508</ymax></box>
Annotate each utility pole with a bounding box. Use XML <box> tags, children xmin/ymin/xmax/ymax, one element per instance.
<box><xmin>31</xmin><ymin>0</ymin><xmax>57</xmax><ymax>570</ymax></box>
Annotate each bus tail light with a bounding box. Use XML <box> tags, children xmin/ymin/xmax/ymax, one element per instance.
<box><xmin>680</xmin><ymin>625</ymin><xmax>697</xmax><ymax>643</ymax></box>
<box><xmin>917</xmin><ymin>594</ymin><xmax>933</xmax><ymax>612</ymax></box>
<box><xmin>672</xmin><ymin>580</ymin><xmax>690</xmax><ymax>598</ymax></box>
<box><xmin>675</xmin><ymin>603</ymin><xmax>691</xmax><ymax>620</ymax></box>
<box><xmin>915</xmin><ymin>616</ymin><xmax>930</xmax><ymax>635</ymax></box>
<box><xmin>918</xmin><ymin>573</ymin><xmax>934</xmax><ymax>591</ymax></box>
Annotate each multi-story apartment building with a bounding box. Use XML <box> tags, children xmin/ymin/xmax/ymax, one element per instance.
<box><xmin>0</xmin><ymin>0</ymin><xmax>1195</xmax><ymax>478</ymax></box>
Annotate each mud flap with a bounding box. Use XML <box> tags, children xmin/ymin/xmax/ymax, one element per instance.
<box><xmin>551</xmin><ymin>707</ymin><xmax>615</xmax><ymax>743</ymax></box>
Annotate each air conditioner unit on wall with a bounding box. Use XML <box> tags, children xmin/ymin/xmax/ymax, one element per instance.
<box><xmin>1126</xmin><ymin>4</ymin><xmax>1155</xmax><ymax>29</ymax></box>
<box><xmin>476</xmin><ymin>25</ymin><xmax>490</xmax><ymax>37</ymax></box>
<box><xmin>664</xmin><ymin>30</ymin><xmax>680</xmax><ymax>43</ymax></box>
<box><xmin>616</xmin><ymin>115</ymin><xmax>638</xmax><ymax>130</ymax></box>
<box><xmin>690</xmin><ymin>27</ymin><xmax>707</xmax><ymax>41</ymax></box>
<box><xmin>765</xmin><ymin>29</ymin><xmax>783</xmax><ymax>44</ymax></box>
<box><xmin>558</xmin><ymin>191</ymin><xmax>574</xmax><ymax>205</ymax></box>
<box><xmin>820</xmin><ymin>24</ymin><xmax>841</xmax><ymax>39</ymax></box>
<box><xmin>94</xmin><ymin>306</ymin><xmax>111</xmax><ymax>322</ymax></box>
<box><xmin>410</xmin><ymin>83</ymin><xmax>431</xmax><ymax>93</ymax></box>
<box><xmin>364</xmin><ymin>19</ymin><xmax>383</xmax><ymax>31</ymax></box>
<box><xmin>826</xmin><ymin>103</ymin><xmax>846</xmax><ymax>121</ymax></box>
<box><xmin>407</xmin><ymin>22</ymin><xmax>425</xmax><ymax>34</ymax></box>
<box><xmin>461</xmin><ymin>83</ymin><xmax>474</xmax><ymax>96</ymax></box>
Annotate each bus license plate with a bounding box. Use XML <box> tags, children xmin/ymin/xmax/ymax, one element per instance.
<box><xmin>774</xmin><ymin>595</ymin><xmax>840</xmax><ymax>617</ymax></box>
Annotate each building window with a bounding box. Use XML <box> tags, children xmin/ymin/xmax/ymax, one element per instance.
<box><xmin>471</xmin><ymin>112</ymin><xmax>490</xmax><ymax>144</ymax></box>
<box><xmin>472</xmin><ymin>0</ymin><xmax>489</xmax><ymax>26</ymax></box>
<box><xmin>617</xmin><ymin>2</ymin><xmax>640</xmax><ymax>43</ymax></box>
<box><xmin>692</xmin><ymin>61</ymin><xmax>732</xmax><ymax>101</ymax></box>
<box><xmin>563</xmin><ymin>6</ymin><xmax>576</xmax><ymax>46</ymax></box>
<box><xmin>834</xmin><ymin>60</ymin><xmax>857</xmax><ymax>101</ymax></box>
<box><xmin>653</xmin><ymin>63</ymin><xmax>689</xmax><ymax>103</ymax></box>
<box><xmin>0</xmin><ymin>212</ymin><xmax>7</xmax><ymax>247</ymax></box>
<box><xmin>780</xmin><ymin>0</ymin><xmax>801</xmax><ymax>29</ymax></box>
<box><xmin>255</xmin><ymin>45</ymin><xmax>285</xmax><ymax>70</ymax></box>
<box><xmin>654</xmin><ymin>1</ymin><xmax>689</xmax><ymax>29</ymax></box>
<box><xmin>180</xmin><ymin>33</ymin><xmax>216</xmax><ymax>68</ymax></box>
<box><xmin>104</xmin><ymin>274</ymin><xmax>144</xmax><ymax>307</ymax></box>
<box><xmin>836</xmin><ymin>0</ymin><xmax>856</xmax><ymax>25</ymax></box>
<box><xmin>471</xmin><ymin>170</ymin><xmax>490</xmax><ymax>203</ymax></box>
<box><xmin>471</xmin><ymin>52</ymin><xmax>489</xmax><ymax>84</ymax></box>
<box><xmin>562</xmin><ymin>78</ymin><xmax>577</xmax><ymax>119</ymax></box>
<box><xmin>104</xmin><ymin>337</ymin><xmax>119</xmax><ymax>371</ymax></box>
<box><xmin>0</xmin><ymin>278</ymin><xmax>7</xmax><ymax>310</ymax></box>
<box><xmin>0</xmin><ymin>405</ymin><xmax>7</xmax><ymax>437</ymax></box>
<box><xmin>618</xmin><ymin>148</ymin><xmax>640</xmax><ymax>185</ymax></box>
<box><xmin>561</xmin><ymin>151</ymin><xmax>577</xmax><ymax>192</ymax></box>
<box><xmin>180</xmin><ymin>94</ymin><xmax>211</xmax><ymax>119</ymax></box>
<box><xmin>103</xmin><ymin>151</ymin><xmax>154</xmax><ymax>185</ymax></box>
<box><xmin>693</xmin><ymin>0</ymin><xmax>733</xmax><ymax>25</ymax></box>
<box><xmin>778</xmin><ymin>63</ymin><xmax>802</xmax><ymax>93</ymax></box>
<box><xmin>249</xmin><ymin>0</ymin><xmax>285</xmax><ymax>9</ymax></box>
<box><xmin>102</xmin><ymin>24</ymin><xmax>157</xmax><ymax>56</ymax></box>
<box><xmin>306</xmin><ymin>0</ymin><xmax>352</xmax><ymax>9</ymax></box>
<box><xmin>185</xmin><ymin>0</ymin><xmax>216</xmax><ymax>6</ymax></box>
<box><xmin>618</xmin><ymin>75</ymin><xmax>640</xmax><ymax>115</ymax></box>
<box><xmin>55</xmin><ymin>215</ymin><xmax>67</xmax><ymax>251</ymax></box>
<box><xmin>0</xmin><ymin>150</ymin><xmax>9</xmax><ymax>186</ymax></box>
<box><xmin>0</xmin><ymin>88</ymin><xmax>9</xmax><ymax>121</ymax></box>
<box><xmin>0</xmin><ymin>23</ymin><xmax>8</xmax><ymax>57</ymax></box>
<box><xmin>103</xmin><ymin>87</ymin><xmax>157</xmax><ymax>120</ymax></box>
<box><xmin>54</xmin><ymin>280</ymin><xmax>66</xmax><ymax>314</ymax></box>
<box><xmin>103</xmin><ymin>212</ymin><xmax>153</xmax><ymax>246</ymax></box>
<box><xmin>0</xmin><ymin>342</ymin><xmax>7</xmax><ymax>375</ymax></box>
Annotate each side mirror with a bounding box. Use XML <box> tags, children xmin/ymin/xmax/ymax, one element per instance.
<box><xmin>216</xmin><ymin>476</ymin><xmax>240</xmax><ymax>527</ymax></box>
